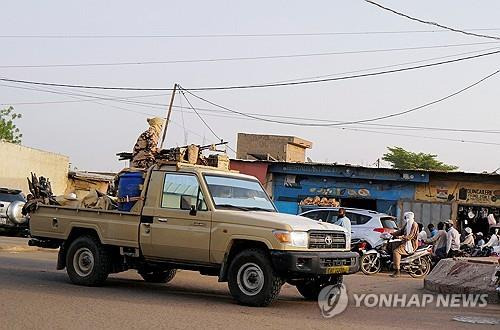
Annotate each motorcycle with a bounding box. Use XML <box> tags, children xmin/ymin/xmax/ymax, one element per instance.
<box><xmin>360</xmin><ymin>233</ymin><xmax>433</xmax><ymax>278</ymax></box>
<box><xmin>351</xmin><ymin>238</ymin><xmax>368</xmax><ymax>255</ymax></box>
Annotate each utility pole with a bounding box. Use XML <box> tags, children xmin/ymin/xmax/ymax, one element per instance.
<box><xmin>159</xmin><ymin>83</ymin><xmax>178</xmax><ymax>149</ymax></box>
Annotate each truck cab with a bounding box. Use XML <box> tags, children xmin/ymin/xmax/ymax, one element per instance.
<box><xmin>29</xmin><ymin>163</ymin><xmax>359</xmax><ymax>306</ymax></box>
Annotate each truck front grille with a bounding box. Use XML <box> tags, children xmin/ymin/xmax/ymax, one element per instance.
<box><xmin>308</xmin><ymin>231</ymin><xmax>346</xmax><ymax>249</ymax></box>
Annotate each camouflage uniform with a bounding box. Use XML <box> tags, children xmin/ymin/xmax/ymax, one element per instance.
<box><xmin>131</xmin><ymin>117</ymin><xmax>164</xmax><ymax>168</ymax></box>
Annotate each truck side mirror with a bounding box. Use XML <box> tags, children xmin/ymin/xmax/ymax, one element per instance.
<box><xmin>180</xmin><ymin>195</ymin><xmax>198</xmax><ymax>215</ymax></box>
<box><xmin>180</xmin><ymin>195</ymin><xmax>192</xmax><ymax>211</ymax></box>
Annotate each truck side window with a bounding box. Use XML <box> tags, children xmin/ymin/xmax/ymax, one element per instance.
<box><xmin>161</xmin><ymin>173</ymin><xmax>207</xmax><ymax>211</ymax></box>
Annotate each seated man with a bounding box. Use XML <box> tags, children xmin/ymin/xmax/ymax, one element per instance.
<box><xmin>390</xmin><ymin>211</ymin><xmax>419</xmax><ymax>278</ymax></box>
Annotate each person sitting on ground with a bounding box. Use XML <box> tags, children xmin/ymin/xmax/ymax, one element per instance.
<box><xmin>476</xmin><ymin>232</ymin><xmax>485</xmax><ymax>247</ymax></box>
<box><xmin>417</xmin><ymin>223</ymin><xmax>427</xmax><ymax>246</ymax></box>
<box><xmin>428</xmin><ymin>223</ymin><xmax>438</xmax><ymax>238</ymax></box>
<box><xmin>390</xmin><ymin>211</ymin><xmax>419</xmax><ymax>278</ymax></box>
<box><xmin>334</xmin><ymin>208</ymin><xmax>351</xmax><ymax>238</ymax></box>
<box><xmin>461</xmin><ymin>227</ymin><xmax>475</xmax><ymax>249</ymax></box>
<box><xmin>445</xmin><ymin>220</ymin><xmax>461</xmax><ymax>258</ymax></box>
<box><xmin>424</xmin><ymin>221</ymin><xmax>447</xmax><ymax>259</ymax></box>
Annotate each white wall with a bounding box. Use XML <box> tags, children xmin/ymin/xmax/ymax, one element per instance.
<box><xmin>0</xmin><ymin>141</ymin><xmax>69</xmax><ymax>195</ymax></box>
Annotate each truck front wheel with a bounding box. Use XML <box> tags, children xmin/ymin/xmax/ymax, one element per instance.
<box><xmin>66</xmin><ymin>235</ymin><xmax>110</xmax><ymax>286</ymax></box>
<box><xmin>296</xmin><ymin>275</ymin><xmax>343</xmax><ymax>300</ymax></box>
<box><xmin>139</xmin><ymin>269</ymin><xmax>177</xmax><ymax>283</ymax></box>
<box><xmin>227</xmin><ymin>248</ymin><xmax>283</xmax><ymax>307</ymax></box>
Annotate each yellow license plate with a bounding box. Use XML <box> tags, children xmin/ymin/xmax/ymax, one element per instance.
<box><xmin>326</xmin><ymin>266</ymin><xmax>350</xmax><ymax>274</ymax></box>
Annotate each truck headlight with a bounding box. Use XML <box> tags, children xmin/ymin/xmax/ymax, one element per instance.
<box><xmin>273</xmin><ymin>230</ymin><xmax>308</xmax><ymax>248</ymax></box>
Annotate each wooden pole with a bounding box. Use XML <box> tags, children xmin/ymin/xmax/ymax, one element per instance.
<box><xmin>159</xmin><ymin>83</ymin><xmax>178</xmax><ymax>149</ymax></box>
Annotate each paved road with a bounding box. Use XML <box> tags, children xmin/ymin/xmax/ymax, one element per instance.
<box><xmin>1</xmin><ymin>248</ymin><xmax>499</xmax><ymax>330</ymax></box>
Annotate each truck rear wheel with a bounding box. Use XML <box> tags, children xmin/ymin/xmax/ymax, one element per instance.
<box><xmin>296</xmin><ymin>275</ymin><xmax>343</xmax><ymax>300</ymax></box>
<box><xmin>227</xmin><ymin>248</ymin><xmax>283</xmax><ymax>307</ymax></box>
<box><xmin>66</xmin><ymin>235</ymin><xmax>110</xmax><ymax>286</ymax></box>
<box><xmin>139</xmin><ymin>269</ymin><xmax>177</xmax><ymax>283</ymax></box>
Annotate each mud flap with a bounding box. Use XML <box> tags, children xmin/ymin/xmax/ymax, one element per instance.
<box><xmin>56</xmin><ymin>243</ymin><xmax>67</xmax><ymax>270</ymax></box>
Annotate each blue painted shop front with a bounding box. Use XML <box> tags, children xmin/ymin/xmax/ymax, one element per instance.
<box><xmin>268</xmin><ymin>163</ymin><xmax>428</xmax><ymax>216</ymax></box>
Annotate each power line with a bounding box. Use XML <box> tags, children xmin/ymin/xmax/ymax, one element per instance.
<box><xmin>2</xmin><ymin>28</ymin><xmax>500</xmax><ymax>39</ymax></box>
<box><xmin>2</xmin><ymin>80</ymin><xmax>500</xmax><ymax>134</ymax></box>
<box><xmin>1</xmin><ymin>49</ymin><xmax>499</xmax><ymax>91</ymax></box>
<box><xmin>179</xmin><ymin>89</ymin><xmax>222</xmax><ymax>142</ymax></box>
<box><xmin>3</xmin><ymin>81</ymin><xmax>497</xmax><ymax>148</ymax></box>
<box><xmin>340</xmin><ymin>127</ymin><xmax>500</xmax><ymax>146</ymax></box>
<box><xmin>180</xmin><ymin>68</ymin><xmax>500</xmax><ymax>127</ymax></box>
<box><xmin>4</xmin><ymin>46</ymin><xmax>497</xmax><ymax>104</ymax></box>
<box><xmin>365</xmin><ymin>0</ymin><xmax>500</xmax><ymax>41</ymax></box>
<box><xmin>1</xmin><ymin>41</ymin><xmax>498</xmax><ymax>69</ymax></box>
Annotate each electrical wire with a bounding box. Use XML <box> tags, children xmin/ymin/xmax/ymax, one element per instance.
<box><xmin>180</xmin><ymin>68</ymin><xmax>500</xmax><ymax>127</ymax></box>
<box><xmin>1</xmin><ymin>41</ymin><xmax>498</xmax><ymax>69</ymax></box>
<box><xmin>340</xmin><ymin>127</ymin><xmax>500</xmax><ymax>146</ymax></box>
<box><xmin>2</xmin><ymin>80</ymin><xmax>500</xmax><ymax>134</ymax></box>
<box><xmin>180</xmin><ymin>89</ymin><xmax>222</xmax><ymax>142</ymax></box>
<box><xmin>365</xmin><ymin>0</ymin><xmax>500</xmax><ymax>41</ymax></box>
<box><xmin>1</xmin><ymin>49</ymin><xmax>499</xmax><ymax>91</ymax></box>
<box><xmin>2</xmin><ymin>28</ymin><xmax>500</xmax><ymax>39</ymax></box>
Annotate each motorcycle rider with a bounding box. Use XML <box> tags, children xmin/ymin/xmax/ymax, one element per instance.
<box><xmin>390</xmin><ymin>211</ymin><xmax>419</xmax><ymax>278</ymax></box>
<box><xmin>461</xmin><ymin>227</ymin><xmax>475</xmax><ymax>249</ymax></box>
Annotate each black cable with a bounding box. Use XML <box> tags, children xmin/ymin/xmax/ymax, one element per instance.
<box><xmin>179</xmin><ymin>89</ymin><xmax>237</xmax><ymax>153</ymax></box>
<box><xmin>181</xmin><ymin>68</ymin><xmax>500</xmax><ymax>127</ymax></box>
<box><xmin>365</xmin><ymin>0</ymin><xmax>500</xmax><ymax>41</ymax></box>
<box><xmin>1</xmin><ymin>41</ymin><xmax>498</xmax><ymax>69</ymax></box>
<box><xmin>2</xmin><ymin>28</ymin><xmax>500</xmax><ymax>39</ymax></box>
<box><xmin>179</xmin><ymin>90</ymin><xmax>222</xmax><ymax>142</ymax></box>
<box><xmin>3</xmin><ymin>81</ymin><xmax>500</xmax><ymax>134</ymax></box>
<box><xmin>1</xmin><ymin>49</ymin><xmax>499</xmax><ymax>91</ymax></box>
<box><xmin>340</xmin><ymin>127</ymin><xmax>500</xmax><ymax>146</ymax></box>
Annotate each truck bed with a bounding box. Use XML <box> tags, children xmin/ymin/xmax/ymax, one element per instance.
<box><xmin>29</xmin><ymin>205</ymin><xmax>141</xmax><ymax>248</ymax></box>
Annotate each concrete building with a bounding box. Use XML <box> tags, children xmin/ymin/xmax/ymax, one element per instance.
<box><xmin>0</xmin><ymin>141</ymin><xmax>69</xmax><ymax>195</ymax></box>
<box><xmin>236</xmin><ymin>133</ymin><xmax>312</xmax><ymax>163</ymax></box>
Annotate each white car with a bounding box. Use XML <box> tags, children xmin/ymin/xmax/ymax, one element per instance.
<box><xmin>299</xmin><ymin>207</ymin><xmax>398</xmax><ymax>249</ymax></box>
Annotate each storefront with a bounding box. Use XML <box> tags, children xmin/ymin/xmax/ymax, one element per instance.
<box><xmin>231</xmin><ymin>160</ymin><xmax>427</xmax><ymax>217</ymax></box>
<box><xmin>415</xmin><ymin>173</ymin><xmax>500</xmax><ymax>232</ymax></box>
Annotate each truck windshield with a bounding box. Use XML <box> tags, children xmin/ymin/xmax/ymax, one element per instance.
<box><xmin>204</xmin><ymin>175</ymin><xmax>275</xmax><ymax>212</ymax></box>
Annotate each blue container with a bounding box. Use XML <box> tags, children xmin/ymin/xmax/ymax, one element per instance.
<box><xmin>117</xmin><ymin>171</ymin><xmax>144</xmax><ymax>212</ymax></box>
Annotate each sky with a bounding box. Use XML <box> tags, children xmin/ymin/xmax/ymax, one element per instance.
<box><xmin>1</xmin><ymin>0</ymin><xmax>499</xmax><ymax>173</ymax></box>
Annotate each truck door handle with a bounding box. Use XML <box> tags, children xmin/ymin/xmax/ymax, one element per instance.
<box><xmin>193</xmin><ymin>221</ymin><xmax>206</xmax><ymax>227</ymax></box>
<box><xmin>158</xmin><ymin>218</ymin><xmax>169</xmax><ymax>223</ymax></box>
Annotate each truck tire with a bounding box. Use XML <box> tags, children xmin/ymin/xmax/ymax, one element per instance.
<box><xmin>227</xmin><ymin>248</ymin><xmax>283</xmax><ymax>307</ymax></box>
<box><xmin>66</xmin><ymin>235</ymin><xmax>110</xmax><ymax>286</ymax></box>
<box><xmin>139</xmin><ymin>269</ymin><xmax>177</xmax><ymax>283</ymax></box>
<box><xmin>296</xmin><ymin>275</ymin><xmax>343</xmax><ymax>300</ymax></box>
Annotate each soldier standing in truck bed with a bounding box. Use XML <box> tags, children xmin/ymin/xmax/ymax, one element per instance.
<box><xmin>131</xmin><ymin>117</ymin><xmax>165</xmax><ymax>168</ymax></box>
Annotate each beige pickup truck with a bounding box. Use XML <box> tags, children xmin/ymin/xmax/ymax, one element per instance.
<box><xmin>29</xmin><ymin>163</ymin><xmax>358</xmax><ymax>306</ymax></box>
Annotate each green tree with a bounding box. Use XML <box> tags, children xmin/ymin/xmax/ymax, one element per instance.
<box><xmin>0</xmin><ymin>106</ymin><xmax>23</xmax><ymax>144</ymax></box>
<box><xmin>382</xmin><ymin>146</ymin><xmax>458</xmax><ymax>171</ymax></box>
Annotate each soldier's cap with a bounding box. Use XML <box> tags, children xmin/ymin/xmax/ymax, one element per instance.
<box><xmin>147</xmin><ymin>117</ymin><xmax>165</xmax><ymax>127</ymax></box>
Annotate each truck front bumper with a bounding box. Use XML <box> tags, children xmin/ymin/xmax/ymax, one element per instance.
<box><xmin>270</xmin><ymin>250</ymin><xmax>359</xmax><ymax>276</ymax></box>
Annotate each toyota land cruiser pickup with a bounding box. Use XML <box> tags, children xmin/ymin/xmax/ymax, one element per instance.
<box><xmin>28</xmin><ymin>163</ymin><xmax>359</xmax><ymax>306</ymax></box>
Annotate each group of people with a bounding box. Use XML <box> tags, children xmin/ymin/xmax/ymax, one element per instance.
<box><xmin>386</xmin><ymin>211</ymin><xmax>499</xmax><ymax>278</ymax></box>
<box><xmin>418</xmin><ymin>218</ymin><xmax>499</xmax><ymax>259</ymax></box>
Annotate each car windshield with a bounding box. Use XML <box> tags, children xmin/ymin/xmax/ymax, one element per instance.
<box><xmin>0</xmin><ymin>192</ymin><xmax>25</xmax><ymax>202</ymax></box>
<box><xmin>204</xmin><ymin>175</ymin><xmax>275</xmax><ymax>212</ymax></box>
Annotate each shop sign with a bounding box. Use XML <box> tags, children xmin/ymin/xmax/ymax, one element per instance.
<box><xmin>416</xmin><ymin>181</ymin><xmax>500</xmax><ymax>206</ymax></box>
<box><xmin>309</xmin><ymin>187</ymin><xmax>371</xmax><ymax>198</ymax></box>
